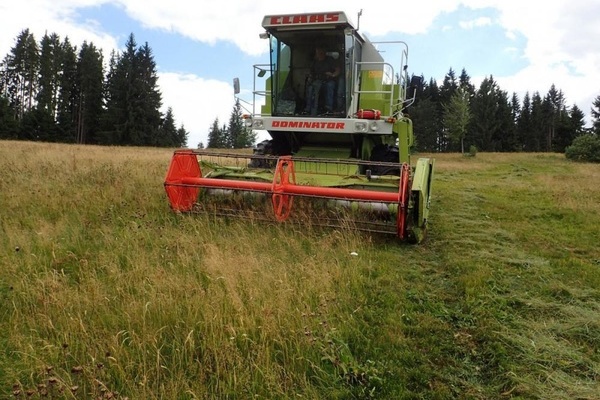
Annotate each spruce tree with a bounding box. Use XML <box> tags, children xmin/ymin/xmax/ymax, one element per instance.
<box><xmin>543</xmin><ymin>84</ymin><xmax>566</xmax><ymax>151</ymax></box>
<box><xmin>102</xmin><ymin>34</ymin><xmax>163</xmax><ymax>146</ymax></box>
<box><xmin>568</xmin><ymin>105</ymin><xmax>586</xmax><ymax>138</ymax></box>
<box><xmin>0</xmin><ymin>96</ymin><xmax>18</xmax><ymax>138</ymax></box>
<box><xmin>553</xmin><ymin>104</ymin><xmax>585</xmax><ymax>152</ymax></box>
<box><xmin>157</xmin><ymin>107</ymin><xmax>177</xmax><ymax>146</ymax></box>
<box><xmin>207</xmin><ymin>118</ymin><xmax>225</xmax><ymax>148</ymax></box>
<box><xmin>119</xmin><ymin>33</ymin><xmax>138</xmax><ymax>145</ymax></box>
<box><xmin>56</xmin><ymin>37</ymin><xmax>78</xmax><ymax>142</ymax></box>
<box><xmin>226</xmin><ymin>99</ymin><xmax>250</xmax><ymax>148</ymax></box>
<box><xmin>458</xmin><ymin>68</ymin><xmax>475</xmax><ymax>96</ymax></box>
<box><xmin>502</xmin><ymin>92</ymin><xmax>521</xmax><ymax>152</ymax></box>
<box><xmin>37</xmin><ymin>33</ymin><xmax>61</xmax><ymax>119</ymax></box>
<box><xmin>470</xmin><ymin>76</ymin><xmax>501</xmax><ymax>151</ymax></box>
<box><xmin>132</xmin><ymin>41</ymin><xmax>162</xmax><ymax>145</ymax></box>
<box><xmin>30</xmin><ymin>33</ymin><xmax>61</xmax><ymax>141</ymax></box>
<box><xmin>156</xmin><ymin>108</ymin><xmax>188</xmax><ymax>147</ymax></box>
<box><xmin>100</xmin><ymin>50</ymin><xmax>125</xmax><ymax>144</ymax></box>
<box><xmin>529</xmin><ymin>92</ymin><xmax>545</xmax><ymax>152</ymax></box>
<box><xmin>410</xmin><ymin>78</ymin><xmax>442</xmax><ymax>152</ymax></box>
<box><xmin>176</xmin><ymin>125</ymin><xmax>188</xmax><ymax>148</ymax></box>
<box><xmin>75</xmin><ymin>42</ymin><xmax>104</xmax><ymax>144</ymax></box>
<box><xmin>591</xmin><ymin>95</ymin><xmax>600</xmax><ymax>135</ymax></box>
<box><xmin>6</xmin><ymin>29</ymin><xmax>39</xmax><ymax>121</ymax></box>
<box><xmin>517</xmin><ymin>92</ymin><xmax>533</xmax><ymax>151</ymax></box>
<box><xmin>494</xmin><ymin>89</ymin><xmax>516</xmax><ymax>151</ymax></box>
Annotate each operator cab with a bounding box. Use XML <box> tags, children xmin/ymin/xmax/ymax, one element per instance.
<box><xmin>261</xmin><ymin>12</ymin><xmax>365</xmax><ymax>118</ymax></box>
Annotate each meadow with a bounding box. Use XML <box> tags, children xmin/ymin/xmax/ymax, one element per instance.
<box><xmin>0</xmin><ymin>141</ymin><xmax>599</xmax><ymax>399</ymax></box>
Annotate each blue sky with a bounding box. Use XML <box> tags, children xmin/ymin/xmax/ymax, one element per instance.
<box><xmin>1</xmin><ymin>1</ymin><xmax>598</xmax><ymax>147</ymax></box>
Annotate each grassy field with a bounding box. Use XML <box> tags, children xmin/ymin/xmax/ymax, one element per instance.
<box><xmin>1</xmin><ymin>140</ymin><xmax>599</xmax><ymax>399</ymax></box>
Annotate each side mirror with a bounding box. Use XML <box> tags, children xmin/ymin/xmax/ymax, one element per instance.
<box><xmin>409</xmin><ymin>75</ymin><xmax>423</xmax><ymax>91</ymax></box>
<box><xmin>233</xmin><ymin>77</ymin><xmax>240</xmax><ymax>95</ymax></box>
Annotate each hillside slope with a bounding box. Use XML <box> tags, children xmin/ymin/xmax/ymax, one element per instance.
<box><xmin>1</xmin><ymin>141</ymin><xmax>599</xmax><ymax>399</ymax></box>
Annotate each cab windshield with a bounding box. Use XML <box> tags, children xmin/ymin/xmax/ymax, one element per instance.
<box><xmin>269</xmin><ymin>29</ymin><xmax>359</xmax><ymax>117</ymax></box>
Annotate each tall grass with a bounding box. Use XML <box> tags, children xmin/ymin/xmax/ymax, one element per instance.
<box><xmin>1</xmin><ymin>141</ymin><xmax>599</xmax><ymax>399</ymax></box>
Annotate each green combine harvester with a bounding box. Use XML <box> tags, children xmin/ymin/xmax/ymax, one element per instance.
<box><xmin>164</xmin><ymin>11</ymin><xmax>434</xmax><ymax>243</ymax></box>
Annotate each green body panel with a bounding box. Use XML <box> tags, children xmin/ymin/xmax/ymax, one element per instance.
<box><xmin>356</xmin><ymin>71</ymin><xmax>415</xmax><ymax>166</ymax></box>
<box><xmin>357</xmin><ymin>71</ymin><xmax>396</xmax><ymax>116</ymax></box>
<box><xmin>395</xmin><ymin>118</ymin><xmax>413</xmax><ymax>164</ymax></box>
<box><xmin>261</xmin><ymin>77</ymin><xmax>272</xmax><ymax>115</ymax></box>
<box><xmin>408</xmin><ymin>157</ymin><xmax>435</xmax><ymax>243</ymax></box>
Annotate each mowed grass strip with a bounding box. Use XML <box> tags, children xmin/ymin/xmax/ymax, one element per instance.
<box><xmin>0</xmin><ymin>141</ymin><xmax>599</xmax><ymax>399</ymax></box>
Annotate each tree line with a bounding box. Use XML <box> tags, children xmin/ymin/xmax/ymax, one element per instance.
<box><xmin>2</xmin><ymin>28</ymin><xmax>599</xmax><ymax>153</ymax></box>
<box><xmin>408</xmin><ymin>68</ymin><xmax>600</xmax><ymax>153</ymax></box>
<box><xmin>0</xmin><ymin>29</ymin><xmax>188</xmax><ymax>147</ymax></box>
<box><xmin>205</xmin><ymin>99</ymin><xmax>256</xmax><ymax>149</ymax></box>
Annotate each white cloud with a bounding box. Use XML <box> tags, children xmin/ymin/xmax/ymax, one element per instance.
<box><xmin>158</xmin><ymin>73</ymin><xmax>235</xmax><ymax>147</ymax></box>
<box><xmin>481</xmin><ymin>0</ymin><xmax>600</xmax><ymax>119</ymax></box>
<box><xmin>100</xmin><ymin>0</ymin><xmax>461</xmax><ymax>56</ymax></box>
<box><xmin>0</xmin><ymin>0</ymin><xmax>118</xmax><ymax>61</ymax></box>
<box><xmin>459</xmin><ymin>17</ymin><xmax>492</xmax><ymax>30</ymax></box>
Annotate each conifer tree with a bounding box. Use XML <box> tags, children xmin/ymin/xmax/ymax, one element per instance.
<box><xmin>176</xmin><ymin>125</ymin><xmax>188</xmax><ymax>147</ymax></box>
<box><xmin>207</xmin><ymin>118</ymin><xmax>225</xmax><ymax>148</ymax></box>
<box><xmin>75</xmin><ymin>42</ymin><xmax>104</xmax><ymax>144</ymax></box>
<box><xmin>131</xmin><ymin>41</ymin><xmax>162</xmax><ymax>145</ymax></box>
<box><xmin>529</xmin><ymin>91</ymin><xmax>545</xmax><ymax>151</ymax></box>
<box><xmin>156</xmin><ymin>107</ymin><xmax>176</xmax><ymax>146</ymax></box>
<box><xmin>591</xmin><ymin>95</ymin><xmax>600</xmax><ymax>135</ymax></box>
<box><xmin>543</xmin><ymin>84</ymin><xmax>566</xmax><ymax>151</ymax></box>
<box><xmin>226</xmin><ymin>99</ymin><xmax>255</xmax><ymax>148</ymax></box>
<box><xmin>0</xmin><ymin>96</ymin><xmax>18</xmax><ymax>138</ymax></box>
<box><xmin>27</xmin><ymin>32</ymin><xmax>61</xmax><ymax>141</ymax></box>
<box><xmin>5</xmin><ymin>29</ymin><xmax>39</xmax><ymax>121</ymax></box>
<box><xmin>553</xmin><ymin>104</ymin><xmax>585</xmax><ymax>152</ymax></box>
<box><xmin>37</xmin><ymin>33</ymin><xmax>61</xmax><ymax>119</ymax></box>
<box><xmin>410</xmin><ymin>78</ymin><xmax>442</xmax><ymax>152</ymax></box>
<box><xmin>100</xmin><ymin>50</ymin><xmax>125</xmax><ymax>144</ymax></box>
<box><xmin>56</xmin><ymin>37</ymin><xmax>78</xmax><ymax>142</ymax></box>
<box><xmin>458</xmin><ymin>68</ymin><xmax>475</xmax><ymax>96</ymax></box>
<box><xmin>156</xmin><ymin>107</ymin><xmax>188</xmax><ymax>147</ymax></box>
<box><xmin>517</xmin><ymin>92</ymin><xmax>533</xmax><ymax>151</ymax></box>
<box><xmin>470</xmin><ymin>76</ymin><xmax>501</xmax><ymax>151</ymax></box>
<box><xmin>503</xmin><ymin>92</ymin><xmax>521</xmax><ymax>151</ymax></box>
<box><xmin>100</xmin><ymin>34</ymin><xmax>163</xmax><ymax>146</ymax></box>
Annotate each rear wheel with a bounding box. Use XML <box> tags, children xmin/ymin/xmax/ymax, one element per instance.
<box><xmin>249</xmin><ymin>140</ymin><xmax>275</xmax><ymax>168</ymax></box>
<box><xmin>369</xmin><ymin>144</ymin><xmax>400</xmax><ymax>175</ymax></box>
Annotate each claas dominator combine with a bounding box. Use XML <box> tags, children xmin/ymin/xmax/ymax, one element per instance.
<box><xmin>164</xmin><ymin>11</ymin><xmax>434</xmax><ymax>243</ymax></box>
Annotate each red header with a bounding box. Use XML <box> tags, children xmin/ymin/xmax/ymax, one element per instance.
<box><xmin>262</xmin><ymin>12</ymin><xmax>349</xmax><ymax>29</ymax></box>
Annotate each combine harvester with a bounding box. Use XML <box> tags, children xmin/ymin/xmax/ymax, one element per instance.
<box><xmin>164</xmin><ymin>11</ymin><xmax>434</xmax><ymax>243</ymax></box>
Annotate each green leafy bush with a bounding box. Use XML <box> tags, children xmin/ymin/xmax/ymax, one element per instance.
<box><xmin>464</xmin><ymin>145</ymin><xmax>477</xmax><ymax>157</ymax></box>
<box><xmin>565</xmin><ymin>134</ymin><xmax>600</xmax><ymax>163</ymax></box>
<box><xmin>469</xmin><ymin>145</ymin><xmax>478</xmax><ymax>157</ymax></box>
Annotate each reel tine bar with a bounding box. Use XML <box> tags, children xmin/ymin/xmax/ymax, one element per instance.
<box><xmin>164</xmin><ymin>150</ymin><xmax>412</xmax><ymax>239</ymax></box>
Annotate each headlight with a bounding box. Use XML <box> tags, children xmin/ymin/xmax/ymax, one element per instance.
<box><xmin>253</xmin><ymin>119</ymin><xmax>264</xmax><ymax>129</ymax></box>
<box><xmin>354</xmin><ymin>122</ymin><xmax>367</xmax><ymax>133</ymax></box>
<box><xmin>370</xmin><ymin>121</ymin><xmax>379</xmax><ymax>132</ymax></box>
<box><xmin>244</xmin><ymin>118</ymin><xmax>253</xmax><ymax>128</ymax></box>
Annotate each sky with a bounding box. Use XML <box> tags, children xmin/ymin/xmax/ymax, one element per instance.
<box><xmin>1</xmin><ymin>0</ymin><xmax>599</xmax><ymax>148</ymax></box>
